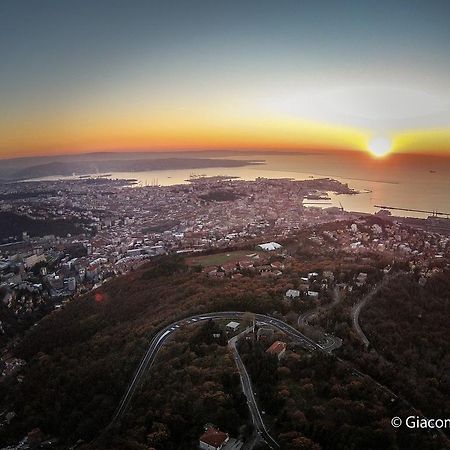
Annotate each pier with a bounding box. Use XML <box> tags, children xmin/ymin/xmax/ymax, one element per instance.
<box><xmin>374</xmin><ymin>205</ymin><xmax>450</xmax><ymax>218</ymax></box>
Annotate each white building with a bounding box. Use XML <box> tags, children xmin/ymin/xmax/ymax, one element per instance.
<box><xmin>257</xmin><ymin>242</ymin><xmax>282</xmax><ymax>251</ymax></box>
<box><xmin>285</xmin><ymin>289</ymin><xmax>300</xmax><ymax>299</ymax></box>
<box><xmin>226</xmin><ymin>321</ymin><xmax>240</xmax><ymax>332</ymax></box>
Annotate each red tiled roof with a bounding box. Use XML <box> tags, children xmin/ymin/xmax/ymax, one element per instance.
<box><xmin>200</xmin><ymin>427</ymin><xmax>228</xmax><ymax>448</ymax></box>
<box><xmin>266</xmin><ymin>340</ymin><xmax>287</xmax><ymax>355</ymax></box>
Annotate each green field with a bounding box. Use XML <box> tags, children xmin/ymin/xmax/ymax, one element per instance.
<box><xmin>187</xmin><ymin>250</ymin><xmax>257</xmax><ymax>267</ymax></box>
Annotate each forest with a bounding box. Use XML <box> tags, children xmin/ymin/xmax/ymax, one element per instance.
<box><xmin>358</xmin><ymin>272</ymin><xmax>450</xmax><ymax>423</ymax></box>
<box><xmin>0</xmin><ymin>211</ymin><xmax>83</xmax><ymax>241</ymax></box>
<box><xmin>0</xmin><ymin>256</ymin><xmax>284</xmax><ymax>448</ymax></box>
<box><xmin>96</xmin><ymin>322</ymin><xmax>251</xmax><ymax>449</ymax></box>
<box><xmin>239</xmin><ymin>340</ymin><xmax>448</xmax><ymax>449</ymax></box>
<box><xmin>1</xmin><ymin>256</ymin><xmax>448</xmax><ymax>449</ymax></box>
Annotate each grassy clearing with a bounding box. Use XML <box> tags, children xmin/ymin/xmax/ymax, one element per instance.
<box><xmin>187</xmin><ymin>250</ymin><xmax>257</xmax><ymax>267</ymax></box>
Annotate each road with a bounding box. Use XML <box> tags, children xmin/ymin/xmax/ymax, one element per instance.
<box><xmin>108</xmin><ymin>311</ymin><xmax>324</xmax><ymax>448</ymax></box>
<box><xmin>298</xmin><ymin>286</ymin><xmax>343</xmax><ymax>352</ymax></box>
<box><xmin>351</xmin><ymin>274</ymin><xmax>400</xmax><ymax>350</ymax></box>
<box><xmin>107</xmin><ymin>302</ymin><xmax>450</xmax><ymax>450</ymax></box>
<box><xmin>298</xmin><ymin>287</ymin><xmax>341</xmax><ymax>326</ymax></box>
<box><xmin>351</xmin><ymin>290</ymin><xmax>372</xmax><ymax>349</ymax></box>
<box><xmin>229</xmin><ymin>328</ymin><xmax>279</xmax><ymax>449</ymax></box>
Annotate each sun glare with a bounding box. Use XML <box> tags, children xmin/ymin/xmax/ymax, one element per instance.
<box><xmin>368</xmin><ymin>136</ymin><xmax>392</xmax><ymax>158</ymax></box>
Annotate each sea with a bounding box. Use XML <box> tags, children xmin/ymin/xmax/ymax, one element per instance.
<box><xmin>27</xmin><ymin>151</ymin><xmax>450</xmax><ymax>219</ymax></box>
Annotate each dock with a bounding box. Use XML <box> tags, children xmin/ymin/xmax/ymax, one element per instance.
<box><xmin>374</xmin><ymin>205</ymin><xmax>450</xmax><ymax>218</ymax></box>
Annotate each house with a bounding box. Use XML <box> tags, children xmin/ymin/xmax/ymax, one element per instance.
<box><xmin>285</xmin><ymin>289</ymin><xmax>300</xmax><ymax>299</ymax></box>
<box><xmin>307</xmin><ymin>290</ymin><xmax>319</xmax><ymax>299</ymax></box>
<box><xmin>226</xmin><ymin>321</ymin><xmax>240</xmax><ymax>332</ymax></box>
<box><xmin>199</xmin><ymin>426</ymin><xmax>229</xmax><ymax>450</ymax></box>
<box><xmin>257</xmin><ymin>242</ymin><xmax>282</xmax><ymax>251</ymax></box>
<box><xmin>266</xmin><ymin>340</ymin><xmax>287</xmax><ymax>360</ymax></box>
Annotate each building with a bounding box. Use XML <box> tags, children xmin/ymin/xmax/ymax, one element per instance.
<box><xmin>226</xmin><ymin>321</ymin><xmax>240</xmax><ymax>332</ymax></box>
<box><xmin>199</xmin><ymin>426</ymin><xmax>229</xmax><ymax>450</ymax></box>
<box><xmin>285</xmin><ymin>289</ymin><xmax>300</xmax><ymax>299</ymax></box>
<box><xmin>257</xmin><ymin>242</ymin><xmax>282</xmax><ymax>251</ymax></box>
<box><xmin>266</xmin><ymin>340</ymin><xmax>287</xmax><ymax>360</ymax></box>
<box><xmin>66</xmin><ymin>277</ymin><xmax>77</xmax><ymax>291</ymax></box>
<box><xmin>23</xmin><ymin>253</ymin><xmax>45</xmax><ymax>269</ymax></box>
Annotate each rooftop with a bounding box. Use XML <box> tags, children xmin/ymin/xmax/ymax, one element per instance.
<box><xmin>200</xmin><ymin>426</ymin><xmax>228</xmax><ymax>448</ymax></box>
<box><xmin>266</xmin><ymin>340</ymin><xmax>287</xmax><ymax>355</ymax></box>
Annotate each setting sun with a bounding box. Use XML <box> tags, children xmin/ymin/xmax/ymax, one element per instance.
<box><xmin>368</xmin><ymin>136</ymin><xmax>392</xmax><ymax>158</ymax></box>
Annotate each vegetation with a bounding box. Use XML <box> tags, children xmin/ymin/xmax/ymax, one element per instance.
<box><xmin>95</xmin><ymin>323</ymin><xmax>250</xmax><ymax>449</ymax></box>
<box><xmin>0</xmin><ymin>211</ymin><xmax>83</xmax><ymax>241</ymax></box>
<box><xmin>199</xmin><ymin>190</ymin><xmax>243</xmax><ymax>202</ymax></box>
<box><xmin>1</xmin><ymin>253</ymin><xmax>448</xmax><ymax>449</ymax></box>
<box><xmin>358</xmin><ymin>272</ymin><xmax>450</xmax><ymax>423</ymax></box>
<box><xmin>187</xmin><ymin>250</ymin><xmax>255</xmax><ymax>268</ymax></box>
<box><xmin>0</xmin><ymin>256</ymin><xmax>283</xmax><ymax>448</ymax></box>
<box><xmin>240</xmin><ymin>341</ymin><xmax>447</xmax><ymax>449</ymax></box>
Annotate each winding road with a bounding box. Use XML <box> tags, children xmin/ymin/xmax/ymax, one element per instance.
<box><xmin>109</xmin><ymin>311</ymin><xmax>323</xmax><ymax>448</ymax></box>
<box><xmin>351</xmin><ymin>290</ymin><xmax>372</xmax><ymax>349</ymax></box>
<box><xmin>298</xmin><ymin>286</ymin><xmax>343</xmax><ymax>352</ymax></box>
<box><xmin>351</xmin><ymin>274</ymin><xmax>400</xmax><ymax>350</ymax></box>
<box><xmin>229</xmin><ymin>328</ymin><xmax>279</xmax><ymax>449</ymax></box>
<box><xmin>106</xmin><ymin>292</ymin><xmax>450</xmax><ymax>450</ymax></box>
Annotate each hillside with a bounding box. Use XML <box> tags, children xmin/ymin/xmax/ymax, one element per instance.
<box><xmin>6</xmin><ymin>158</ymin><xmax>261</xmax><ymax>180</ymax></box>
<box><xmin>0</xmin><ymin>256</ymin><xmax>282</xmax><ymax>448</ymax></box>
<box><xmin>359</xmin><ymin>272</ymin><xmax>450</xmax><ymax>420</ymax></box>
<box><xmin>0</xmin><ymin>211</ymin><xmax>84</xmax><ymax>242</ymax></box>
<box><xmin>1</xmin><ymin>257</ymin><xmax>449</xmax><ymax>449</ymax></box>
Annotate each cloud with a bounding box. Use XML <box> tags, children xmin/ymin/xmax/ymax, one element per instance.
<box><xmin>264</xmin><ymin>84</ymin><xmax>450</xmax><ymax>133</ymax></box>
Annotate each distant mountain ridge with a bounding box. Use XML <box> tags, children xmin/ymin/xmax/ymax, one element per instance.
<box><xmin>1</xmin><ymin>157</ymin><xmax>263</xmax><ymax>180</ymax></box>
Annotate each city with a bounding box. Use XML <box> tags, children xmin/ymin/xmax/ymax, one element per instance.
<box><xmin>0</xmin><ymin>175</ymin><xmax>449</xmax><ymax>449</ymax></box>
<box><xmin>1</xmin><ymin>0</ymin><xmax>449</xmax><ymax>449</ymax></box>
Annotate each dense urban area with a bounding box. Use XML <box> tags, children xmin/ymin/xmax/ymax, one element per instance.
<box><xmin>0</xmin><ymin>176</ymin><xmax>449</xmax><ymax>450</ymax></box>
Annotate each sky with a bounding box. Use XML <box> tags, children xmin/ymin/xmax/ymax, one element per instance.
<box><xmin>0</xmin><ymin>0</ymin><xmax>449</xmax><ymax>159</ymax></box>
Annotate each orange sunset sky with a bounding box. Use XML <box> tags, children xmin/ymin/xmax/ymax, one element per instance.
<box><xmin>1</xmin><ymin>1</ymin><xmax>449</xmax><ymax>160</ymax></box>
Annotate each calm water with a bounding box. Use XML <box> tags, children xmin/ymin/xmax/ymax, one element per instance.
<box><xmin>29</xmin><ymin>152</ymin><xmax>450</xmax><ymax>219</ymax></box>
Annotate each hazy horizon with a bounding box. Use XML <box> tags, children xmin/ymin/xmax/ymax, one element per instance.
<box><xmin>1</xmin><ymin>0</ymin><xmax>450</xmax><ymax>159</ymax></box>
